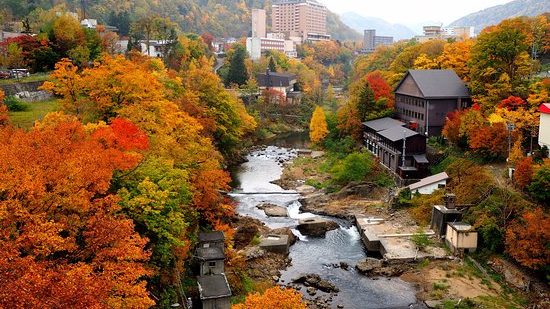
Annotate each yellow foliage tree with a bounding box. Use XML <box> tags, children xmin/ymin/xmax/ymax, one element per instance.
<box><xmin>232</xmin><ymin>287</ymin><xmax>306</xmax><ymax>309</ymax></box>
<box><xmin>309</xmin><ymin>106</ymin><xmax>329</xmax><ymax>144</ymax></box>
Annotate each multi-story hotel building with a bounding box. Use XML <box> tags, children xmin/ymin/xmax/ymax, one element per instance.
<box><xmin>251</xmin><ymin>9</ymin><xmax>267</xmax><ymax>38</ymax></box>
<box><xmin>271</xmin><ymin>0</ymin><xmax>329</xmax><ymax>41</ymax></box>
<box><xmin>363</xmin><ymin>29</ymin><xmax>394</xmax><ymax>53</ymax></box>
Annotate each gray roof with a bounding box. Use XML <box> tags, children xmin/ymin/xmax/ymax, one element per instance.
<box><xmin>198</xmin><ymin>231</ymin><xmax>224</xmax><ymax>243</ymax></box>
<box><xmin>377</xmin><ymin>125</ymin><xmax>419</xmax><ymax>142</ymax></box>
<box><xmin>362</xmin><ymin>117</ymin><xmax>405</xmax><ymax>132</ymax></box>
<box><xmin>197</xmin><ymin>274</ymin><xmax>232</xmax><ymax>300</ymax></box>
<box><xmin>396</xmin><ymin>70</ymin><xmax>470</xmax><ymax>99</ymax></box>
<box><xmin>196</xmin><ymin>247</ymin><xmax>225</xmax><ymax>261</ymax></box>
<box><xmin>409</xmin><ymin>172</ymin><xmax>448</xmax><ymax>191</ymax></box>
<box><xmin>448</xmin><ymin>222</ymin><xmax>474</xmax><ymax>232</ymax></box>
<box><xmin>413</xmin><ymin>154</ymin><xmax>429</xmax><ymax>164</ymax></box>
<box><xmin>256</xmin><ymin>72</ymin><xmax>296</xmax><ymax>87</ymax></box>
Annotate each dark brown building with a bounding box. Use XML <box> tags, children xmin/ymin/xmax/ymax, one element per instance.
<box><xmin>363</xmin><ymin>117</ymin><xmax>429</xmax><ymax>179</ymax></box>
<box><xmin>395</xmin><ymin>70</ymin><xmax>471</xmax><ymax>136</ymax></box>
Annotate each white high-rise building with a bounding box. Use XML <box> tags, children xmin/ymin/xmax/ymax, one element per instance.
<box><xmin>251</xmin><ymin>9</ymin><xmax>267</xmax><ymax>38</ymax></box>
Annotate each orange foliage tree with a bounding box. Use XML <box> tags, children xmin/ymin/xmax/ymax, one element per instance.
<box><xmin>309</xmin><ymin>106</ymin><xmax>329</xmax><ymax>144</ymax></box>
<box><xmin>232</xmin><ymin>287</ymin><xmax>306</xmax><ymax>309</ymax></box>
<box><xmin>514</xmin><ymin>157</ymin><xmax>533</xmax><ymax>190</ymax></box>
<box><xmin>505</xmin><ymin>208</ymin><xmax>550</xmax><ymax>269</ymax></box>
<box><xmin>0</xmin><ymin>115</ymin><xmax>153</xmax><ymax>308</ymax></box>
<box><xmin>468</xmin><ymin>122</ymin><xmax>508</xmax><ymax>160</ymax></box>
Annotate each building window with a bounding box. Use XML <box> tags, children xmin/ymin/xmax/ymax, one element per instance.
<box><xmin>208</xmin><ymin>261</ymin><xmax>216</xmax><ymax>267</ymax></box>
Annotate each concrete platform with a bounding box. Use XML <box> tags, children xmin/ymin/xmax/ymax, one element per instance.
<box><xmin>355</xmin><ymin>215</ymin><xmax>446</xmax><ymax>262</ymax></box>
<box><xmin>259</xmin><ymin>234</ymin><xmax>290</xmax><ymax>254</ymax></box>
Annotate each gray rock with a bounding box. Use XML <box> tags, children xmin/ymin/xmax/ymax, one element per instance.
<box><xmin>257</xmin><ymin>203</ymin><xmax>288</xmax><ymax>217</ymax></box>
<box><xmin>296</xmin><ymin>217</ymin><xmax>339</xmax><ymax>237</ymax></box>
<box><xmin>339</xmin><ymin>262</ymin><xmax>349</xmax><ymax>270</ymax></box>
<box><xmin>355</xmin><ymin>258</ymin><xmax>383</xmax><ymax>273</ymax></box>
<box><xmin>307</xmin><ymin>287</ymin><xmax>317</xmax><ymax>296</ymax></box>
<box><xmin>292</xmin><ymin>274</ymin><xmax>339</xmax><ymax>293</ymax></box>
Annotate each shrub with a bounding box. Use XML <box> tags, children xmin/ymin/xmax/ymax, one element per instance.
<box><xmin>411</xmin><ymin>228</ymin><xmax>432</xmax><ymax>251</ymax></box>
<box><xmin>330</xmin><ymin>152</ymin><xmax>373</xmax><ymax>185</ymax></box>
<box><xmin>3</xmin><ymin>96</ymin><xmax>29</xmax><ymax>112</ymax></box>
<box><xmin>527</xmin><ymin>166</ymin><xmax>550</xmax><ymax>205</ymax></box>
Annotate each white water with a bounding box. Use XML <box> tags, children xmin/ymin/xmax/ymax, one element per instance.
<box><xmin>231</xmin><ymin>146</ymin><xmax>419</xmax><ymax>308</ymax></box>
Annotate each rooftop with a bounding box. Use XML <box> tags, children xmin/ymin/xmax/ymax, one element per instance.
<box><xmin>395</xmin><ymin>69</ymin><xmax>470</xmax><ymax>99</ymax></box>
<box><xmin>198</xmin><ymin>231</ymin><xmax>224</xmax><ymax>243</ymax></box>
<box><xmin>256</xmin><ymin>71</ymin><xmax>297</xmax><ymax>88</ymax></box>
<box><xmin>540</xmin><ymin>103</ymin><xmax>550</xmax><ymax>114</ymax></box>
<box><xmin>196</xmin><ymin>247</ymin><xmax>225</xmax><ymax>261</ymax></box>
<box><xmin>409</xmin><ymin>172</ymin><xmax>449</xmax><ymax>191</ymax></box>
<box><xmin>197</xmin><ymin>274</ymin><xmax>232</xmax><ymax>300</ymax></box>
<box><xmin>377</xmin><ymin>125</ymin><xmax>419</xmax><ymax>142</ymax></box>
<box><xmin>362</xmin><ymin>117</ymin><xmax>405</xmax><ymax>132</ymax></box>
<box><xmin>448</xmin><ymin>222</ymin><xmax>474</xmax><ymax>232</ymax></box>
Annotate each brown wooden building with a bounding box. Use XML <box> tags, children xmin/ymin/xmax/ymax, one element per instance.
<box><xmin>363</xmin><ymin>117</ymin><xmax>429</xmax><ymax>179</ymax></box>
<box><xmin>395</xmin><ymin>70</ymin><xmax>471</xmax><ymax>136</ymax></box>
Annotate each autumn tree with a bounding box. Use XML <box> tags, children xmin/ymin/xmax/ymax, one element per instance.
<box><xmin>505</xmin><ymin>208</ymin><xmax>550</xmax><ymax>269</ymax></box>
<box><xmin>514</xmin><ymin>157</ymin><xmax>533</xmax><ymax>190</ymax></box>
<box><xmin>232</xmin><ymin>287</ymin><xmax>306</xmax><ymax>309</ymax></box>
<box><xmin>469</xmin><ymin>18</ymin><xmax>533</xmax><ymax>109</ymax></box>
<box><xmin>0</xmin><ymin>115</ymin><xmax>153</xmax><ymax>308</ymax></box>
<box><xmin>438</xmin><ymin>40</ymin><xmax>473</xmax><ymax>81</ymax></box>
<box><xmin>309</xmin><ymin>106</ymin><xmax>329</xmax><ymax>144</ymax></box>
<box><xmin>468</xmin><ymin>122</ymin><xmax>508</xmax><ymax>160</ymax></box>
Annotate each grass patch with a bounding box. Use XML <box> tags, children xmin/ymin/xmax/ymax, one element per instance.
<box><xmin>0</xmin><ymin>72</ymin><xmax>49</xmax><ymax>86</ymax></box>
<box><xmin>250</xmin><ymin>235</ymin><xmax>261</xmax><ymax>246</ymax></box>
<box><xmin>8</xmin><ymin>99</ymin><xmax>59</xmax><ymax>129</ymax></box>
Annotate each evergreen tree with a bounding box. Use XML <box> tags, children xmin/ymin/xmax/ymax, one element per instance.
<box><xmin>226</xmin><ymin>44</ymin><xmax>249</xmax><ymax>86</ymax></box>
<box><xmin>268</xmin><ymin>56</ymin><xmax>277</xmax><ymax>72</ymax></box>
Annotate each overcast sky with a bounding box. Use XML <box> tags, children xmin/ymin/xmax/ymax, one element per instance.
<box><xmin>320</xmin><ymin>0</ymin><xmax>513</xmax><ymax>26</ymax></box>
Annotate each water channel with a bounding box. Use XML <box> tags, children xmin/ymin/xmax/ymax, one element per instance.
<box><xmin>230</xmin><ymin>134</ymin><xmax>418</xmax><ymax>308</ymax></box>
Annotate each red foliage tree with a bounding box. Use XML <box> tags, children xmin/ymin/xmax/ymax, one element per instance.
<box><xmin>366</xmin><ymin>71</ymin><xmax>394</xmax><ymax>108</ymax></box>
<box><xmin>505</xmin><ymin>208</ymin><xmax>550</xmax><ymax>269</ymax></box>
<box><xmin>0</xmin><ymin>117</ymin><xmax>153</xmax><ymax>308</ymax></box>
<box><xmin>497</xmin><ymin>96</ymin><xmax>527</xmax><ymax>110</ymax></box>
<box><xmin>514</xmin><ymin>156</ymin><xmax>533</xmax><ymax>190</ymax></box>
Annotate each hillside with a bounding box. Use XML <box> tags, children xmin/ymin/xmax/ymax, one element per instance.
<box><xmin>449</xmin><ymin>0</ymin><xmax>550</xmax><ymax>33</ymax></box>
<box><xmin>340</xmin><ymin>12</ymin><xmax>417</xmax><ymax>40</ymax></box>
<box><xmin>0</xmin><ymin>0</ymin><xmax>359</xmax><ymax>40</ymax></box>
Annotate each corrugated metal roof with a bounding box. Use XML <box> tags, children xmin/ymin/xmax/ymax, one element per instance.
<box><xmin>377</xmin><ymin>125</ymin><xmax>419</xmax><ymax>142</ymax></box>
<box><xmin>362</xmin><ymin>117</ymin><xmax>405</xmax><ymax>132</ymax></box>
<box><xmin>196</xmin><ymin>247</ymin><xmax>225</xmax><ymax>261</ymax></box>
<box><xmin>408</xmin><ymin>172</ymin><xmax>449</xmax><ymax>191</ymax></box>
<box><xmin>395</xmin><ymin>70</ymin><xmax>470</xmax><ymax>99</ymax></box>
<box><xmin>256</xmin><ymin>72</ymin><xmax>297</xmax><ymax>87</ymax></box>
<box><xmin>198</xmin><ymin>231</ymin><xmax>224</xmax><ymax>243</ymax></box>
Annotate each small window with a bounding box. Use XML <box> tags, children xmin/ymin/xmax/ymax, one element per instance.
<box><xmin>208</xmin><ymin>261</ymin><xmax>216</xmax><ymax>267</ymax></box>
<box><xmin>203</xmin><ymin>243</ymin><xmax>210</xmax><ymax>248</ymax></box>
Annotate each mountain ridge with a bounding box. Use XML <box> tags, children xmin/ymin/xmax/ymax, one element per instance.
<box><xmin>448</xmin><ymin>0</ymin><xmax>550</xmax><ymax>32</ymax></box>
<box><xmin>340</xmin><ymin>12</ymin><xmax>417</xmax><ymax>40</ymax></box>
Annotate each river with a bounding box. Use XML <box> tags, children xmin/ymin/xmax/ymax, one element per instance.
<box><xmin>230</xmin><ymin>135</ymin><xmax>418</xmax><ymax>309</ymax></box>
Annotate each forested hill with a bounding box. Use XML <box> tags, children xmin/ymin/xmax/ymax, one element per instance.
<box><xmin>0</xmin><ymin>0</ymin><xmax>361</xmax><ymax>40</ymax></box>
<box><xmin>449</xmin><ymin>0</ymin><xmax>550</xmax><ymax>33</ymax></box>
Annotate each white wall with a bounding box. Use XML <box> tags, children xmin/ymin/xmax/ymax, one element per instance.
<box><xmin>539</xmin><ymin>113</ymin><xmax>550</xmax><ymax>152</ymax></box>
<box><xmin>411</xmin><ymin>180</ymin><xmax>446</xmax><ymax>195</ymax></box>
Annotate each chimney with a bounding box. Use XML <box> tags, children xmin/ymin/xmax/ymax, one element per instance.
<box><xmin>444</xmin><ymin>193</ymin><xmax>456</xmax><ymax>209</ymax></box>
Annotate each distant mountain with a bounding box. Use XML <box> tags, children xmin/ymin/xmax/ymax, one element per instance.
<box><xmin>340</xmin><ymin>12</ymin><xmax>417</xmax><ymax>41</ymax></box>
<box><xmin>449</xmin><ymin>0</ymin><xmax>550</xmax><ymax>33</ymax></box>
<box><xmin>327</xmin><ymin>12</ymin><xmax>362</xmax><ymax>41</ymax></box>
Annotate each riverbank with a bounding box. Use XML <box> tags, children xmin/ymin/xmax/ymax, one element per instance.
<box><xmin>275</xmin><ymin>150</ymin><xmax>531</xmax><ymax>308</ymax></box>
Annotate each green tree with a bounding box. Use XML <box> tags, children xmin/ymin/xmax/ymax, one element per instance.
<box><xmin>225</xmin><ymin>44</ymin><xmax>248</xmax><ymax>86</ymax></box>
<box><xmin>527</xmin><ymin>166</ymin><xmax>550</xmax><ymax>205</ymax></box>
<box><xmin>268</xmin><ymin>56</ymin><xmax>277</xmax><ymax>72</ymax></box>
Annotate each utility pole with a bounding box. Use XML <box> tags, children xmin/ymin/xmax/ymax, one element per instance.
<box><xmin>507</xmin><ymin>122</ymin><xmax>515</xmax><ymax>162</ymax></box>
<box><xmin>402</xmin><ymin>129</ymin><xmax>407</xmax><ymax>168</ymax></box>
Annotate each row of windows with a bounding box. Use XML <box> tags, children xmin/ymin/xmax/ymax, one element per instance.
<box><xmin>398</xmin><ymin>96</ymin><xmax>426</xmax><ymax>108</ymax></box>
<box><xmin>397</xmin><ymin>107</ymin><xmax>425</xmax><ymax>121</ymax></box>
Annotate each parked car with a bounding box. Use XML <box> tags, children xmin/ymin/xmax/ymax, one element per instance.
<box><xmin>9</xmin><ymin>69</ymin><xmax>30</xmax><ymax>78</ymax></box>
<box><xmin>0</xmin><ymin>71</ymin><xmax>10</xmax><ymax>79</ymax></box>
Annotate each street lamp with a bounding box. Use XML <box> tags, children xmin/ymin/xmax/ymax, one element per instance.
<box><xmin>506</xmin><ymin>122</ymin><xmax>515</xmax><ymax>162</ymax></box>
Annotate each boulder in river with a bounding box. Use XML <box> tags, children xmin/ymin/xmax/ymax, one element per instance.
<box><xmin>257</xmin><ymin>203</ymin><xmax>288</xmax><ymax>217</ymax></box>
<box><xmin>355</xmin><ymin>258</ymin><xmax>409</xmax><ymax>277</ymax></box>
<box><xmin>297</xmin><ymin>217</ymin><xmax>338</xmax><ymax>237</ymax></box>
<box><xmin>292</xmin><ymin>274</ymin><xmax>339</xmax><ymax>293</ymax></box>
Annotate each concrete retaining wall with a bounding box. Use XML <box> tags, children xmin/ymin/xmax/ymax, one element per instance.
<box><xmin>0</xmin><ymin>81</ymin><xmax>52</xmax><ymax>102</ymax></box>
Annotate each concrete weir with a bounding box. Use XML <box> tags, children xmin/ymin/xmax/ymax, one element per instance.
<box><xmin>355</xmin><ymin>215</ymin><xmax>444</xmax><ymax>262</ymax></box>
